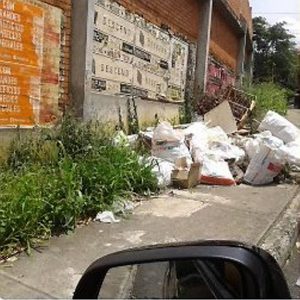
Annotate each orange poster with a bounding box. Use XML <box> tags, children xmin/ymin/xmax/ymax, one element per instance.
<box><xmin>0</xmin><ymin>0</ymin><xmax>44</xmax><ymax>127</ymax></box>
<box><xmin>0</xmin><ymin>0</ymin><xmax>62</xmax><ymax>128</ymax></box>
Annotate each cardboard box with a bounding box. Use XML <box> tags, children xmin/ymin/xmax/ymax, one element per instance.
<box><xmin>171</xmin><ymin>158</ymin><xmax>201</xmax><ymax>189</ymax></box>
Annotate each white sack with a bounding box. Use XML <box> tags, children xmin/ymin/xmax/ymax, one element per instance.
<box><xmin>152</xmin><ymin>122</ymin><xmax>192</xmax><ymax>164</ymax></box>
<box><xmin>258</xmin><ymin>111</ymin><xmax>300</xmax><ymax>143</ymax></box>
<box><xmin>200</xmin><ymin>157</ymin><xmax>236</xmax><ymax>186</ymax></box>
<box><xmin>244</xmin><ymin>136</ymin><xmax>285</xmax><ymax>185</ymax></box>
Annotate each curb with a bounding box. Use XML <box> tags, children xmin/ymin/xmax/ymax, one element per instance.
<box><xmin>258</xmin><ymin>186</ymin><xmax>300</xmax><ymax>267</ymax></box>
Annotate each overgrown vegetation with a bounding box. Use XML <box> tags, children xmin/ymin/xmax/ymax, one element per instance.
<box><xmin>246</xmin><ymin>82</ymin><xmax>289</xmax><ymax>121</ymax></box>
<box><xmin>0</xmin><ymin>115</ymin><xmax>158</xmax><ymax>259</ymax></box>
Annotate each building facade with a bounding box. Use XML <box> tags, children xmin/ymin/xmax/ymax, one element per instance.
<box><xmin>71</xmin><ymin>0</ymin><xmax>253</xmax><ymax>126</ymax></box>
<box><xmin>0</xmin><ymin>0</ymin><xmax>253</xmax><ymax>130</ymax></box>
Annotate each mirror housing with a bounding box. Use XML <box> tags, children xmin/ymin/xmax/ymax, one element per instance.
<box><xmin>73</xmin><ymin>240</ymin><xmax>290</xmax><ymax>299</ymax></box>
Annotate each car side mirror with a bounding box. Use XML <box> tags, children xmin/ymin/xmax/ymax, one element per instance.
<box><xmin>73</xmin><ymin>241</ymin><xmax>291</xmax><ymax>299</ymax></box>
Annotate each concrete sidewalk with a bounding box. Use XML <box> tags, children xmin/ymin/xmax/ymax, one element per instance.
<box><xmin>0</xmin><ymin>184</ymin><xmax>299</xmax><ymax>299</ymax></box>
<box><xmin>287</xmin><ymin>109</ymin><xmax>300</xmax><ymax>128</ymax></box>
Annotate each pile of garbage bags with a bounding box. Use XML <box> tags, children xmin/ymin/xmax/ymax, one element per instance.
<box><xmin>148</xmin><ymin>121</ymin><xmax>244</xmax><ymax>187</ymax></box>
<box><xmin>116</xmin><ymin>110</ymin><xmax>300</xmax><ymax>188</ymax></box>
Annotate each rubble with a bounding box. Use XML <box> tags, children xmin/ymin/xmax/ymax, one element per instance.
<box><xmin>244</xmin><ymin>134</ymin><xmax>285</xmax><ymax>185</ymax></box>
<box><xmin>132</xmin><ymin>105</ymin><xmax>300</xmax><ymax>188</ymax></box>
<box><xmin>151</xmin><ymin>121</ymin><xmax>192</xmax><ymax>164</ymax></box>
<box><xmin>171</xmin><ymin>158</ymin><xmax>200</xmax><ymax>189</ymax></box>
<box><xmin>258</xmin><ymin>111</ymin><xmax>300</xmax><ymax>143</ymax></box>
<box><xmin>197</xmin><ymin>85</ymin><xmax>256</xmax><ymax>126</ymax></box>
<box><xmin>204</xmin><ymin>100</ymin><xmax>237</xmax><ymax>134</ymax></box>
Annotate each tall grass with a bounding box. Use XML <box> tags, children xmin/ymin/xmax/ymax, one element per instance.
<box><xmin>0</xmin><ymin>115</ymin><xmax>158</xmax><ymax>259</ymax></box>
<box><xmin>246</xmin><ymin>82</ymin><xmax>289</xmax><ymax>121</ymax></box>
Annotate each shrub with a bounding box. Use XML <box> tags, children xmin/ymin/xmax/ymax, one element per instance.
<box><xmin>246</xmin><ymin>82</ymin><xmax>289</xmax><ymax>121</ymax></box>
<box><xmin>0</xmin><ymin>115</ymin><xmax>158</xmax><ymax>259</ymax></box>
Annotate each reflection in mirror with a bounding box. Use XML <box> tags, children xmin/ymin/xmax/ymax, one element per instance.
<box><xmin>98</xmin><ymin>259</ymin><xmax>257</xmax><ymax>299</ymax></box>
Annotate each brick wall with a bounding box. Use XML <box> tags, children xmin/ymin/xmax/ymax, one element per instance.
<box><xmin>228</xmin><ymin>0</ymin><xmax>253</xmax><ymax>35</ymax></box>
<box><xmin>40</xmin><ymin>0</ymin><xmax>72</xmax><ymax>109</ymax></box>
<box><xmin>210</xmin><ymin>4</ymin><xmax>240</xmax><ymax>71</ymax></box>
<box><xmin>114</xmin><ymin>0</ymin><xmax>202</xmax><ymax>42</ymax></box>
<box><xmin>114</xmin><ymin>0</ymin><xmax>252</xmax><ymax>74</ymax></box>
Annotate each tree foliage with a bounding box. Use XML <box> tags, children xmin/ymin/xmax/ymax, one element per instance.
<box><xmin>253</xmin><ymin>16</ymin><xmax>298</xmax><ymax>89</ymax></box>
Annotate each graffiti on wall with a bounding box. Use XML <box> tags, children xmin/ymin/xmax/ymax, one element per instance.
<box><xmin>92</xmin><ymin>0</ymin><xmax>189</xmax><ymax>102</ymax></box>
<box><xmin>0</xmin><ymin>0</ymin><xmax>62</xmax><ymax>128</ymax></box>
<box><xmin>206</xmin><ymin>58</ymin><xmax>235</xmax><ymax>95</ymax></box>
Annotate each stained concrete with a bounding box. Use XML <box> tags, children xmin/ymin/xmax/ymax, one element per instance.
<box><xmin>84</xmin><ymin>94</ymin><xmax>181</xmax><ymax>126</ymax></box>
<box><xmin>0</xmin><ymin>184</ymin><xmax>298</xmax><ymax>299</ymax></box>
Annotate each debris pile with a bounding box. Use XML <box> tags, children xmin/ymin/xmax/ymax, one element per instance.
<box><xmin>197</xmin><ymin>86</ymin><xmax>256</xmax><ymax>127</ymax></box>
<box><xmin>152</xmin><ymin>108</ymin><xmax>300</xmax><ymax>188</ymax></box>
<box><xmin>115</xmin><ymin>102</ymin><xmax>300</xmax><ymax>189</ymax></box>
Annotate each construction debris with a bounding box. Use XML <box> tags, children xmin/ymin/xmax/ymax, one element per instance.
<box><xmin>244</xmin><ymin>134</ymin><xmax>285</xmax><ymax>185</ymax></box>
<box><xmin>204</xmin><ymin>100</ymin><xmax>237</xmax><ymax>134</ymax></box>
<box><xmin>132</xmin><ymin>104</ymin><xmax>300</xmax><ymax>188</ymax></box>
<box><xmin>151</xmin><ymin>122</ymin><xmax>192</xmax><ymax>164</ymax></box>
<box><xmin>171</xmin><ymin>158</ymin><xmax>201</xmax><ymax>189</ymax></box>
<box><xmin>258</xmin><ymin>111</ymin><xmax>300</xmax><ymax>143</ymax></box>
<box><xmin>197</xmin><ymin>85</ymin><xmax>256</xmax><ymax>126</ymax></box>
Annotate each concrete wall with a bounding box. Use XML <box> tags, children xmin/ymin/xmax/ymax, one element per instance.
<box><xmin>70</xmin><ymin>0</ymin><xmax>253</xmax><ymax>127</ymax></box>
<box><xmin>71</xmin><ymin>0</ymin><xmax>183</xmax><ymax>129</ymax></box>
<box><xmin>84</xmin><ymin>94</ymin><xmax>181</xmax><ymax>127</ymax></box>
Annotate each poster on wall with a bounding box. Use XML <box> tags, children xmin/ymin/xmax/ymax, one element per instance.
<box><xmin>0</xmin><ymin>0</ymin><xmax>62</xmax><ymax>128</ymax></box>
<box><xmin>206</xmin><ymin>58</ymin><xmax>235</xmax><ymax>95</ymax></box>
<box><xmin>92</xmin><ymin>0</ymin><xmax>189</xmax><ymax>102</ymax></box>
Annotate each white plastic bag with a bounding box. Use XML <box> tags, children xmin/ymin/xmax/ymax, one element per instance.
<box><xmin>245</xmin><ymin>139</ymin><xmax>260</xmax><ymax>160</ymax></box>
<box><xmin>184</xmin><ymin>122</ymin><xmax>209</xmax><ymax>164</ymax></box>
<box><xmin>279</xmin><ymin>140</ymin><xmax>300</xmax><ymax>166</ymax></box>
<box><xmin>94</xmin><ymin>211</ymin><xmax>120</xmax><ymax>223</ymax></box>
<box><xmin>184</xmin><ymin>122</ymin><xmax>209</xmax><ymax>144</ymax></box>
<box><xmin>208</xmin><ymin>141</ymin><xmax>245</xmax><ymax>162</ymax></box>
<box><xmin>113</xmin><ymin>131</ymin><xmax>129</xmax><ymax>147</ymax></box>
<box><xmin>152</xmin><ymin>122</ymin><xmax>192</xmax><ymax>164</ymax></box>
<box><xmin>200</xmin><ymin>157</ymin><xmax>236</xmax><ymax>186</ymax></box>
<box><xmin>146</xmin><ymin>156</ymin><xmax>175</xmax><ymax>188</ymax></box>
<box><xmin>207</xmin><ymin>126</ymin><xmax>229</xmax><ymax>145</ymax></box>
<box><xmin>153</xmin><ymin>121</ymin><xmax>184</xmax><ymax>142</ymax></box>
<box><xmin>244</xmin><ymin>131</ymin><xmax>273</xmax><ymax>160</ymax></box>
<box><xmin>244</xmin><ymin>136</ymin><xmax>285</xmax><ymax>185</ymax></box>
<box><xmin>258</xmin><ymin>111</ymin><xmax>300</xmax><ymax>144</ymax></box>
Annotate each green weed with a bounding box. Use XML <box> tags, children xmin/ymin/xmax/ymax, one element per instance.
<box><xmin>246</xmin><ymin>82</ymin><xmax>289</xmax><ymax>121</ymax></box>
<box><xmin>0</xmin><ymin>115</ymin><xmax>157</xmax><ymax>259</ymax></box>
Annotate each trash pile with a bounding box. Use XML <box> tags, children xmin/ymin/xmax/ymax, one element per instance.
<box><xmin>141</xmin><ymin>120</ymin><xmax>245</xmax><ymax>188</ymax></box>
<box><xmin>197</xmin><ymin>85</ymin><xmax>257</xmax><ymax>130</ymax></box>
<box><xmin>115</xmin><ymin>105</ymin><xmax>300</xmax><ymax>189</ymax></box>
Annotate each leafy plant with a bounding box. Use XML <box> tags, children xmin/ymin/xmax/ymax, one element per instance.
<box><xmin>246</xmin><ymin>82</ymin><xmax>289</xmax><ymax>121</ymax></box>
<box><xmin>0</xmin><ymin>114</ymin><xmax>158</xmax><ymax>259</ymax></box>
